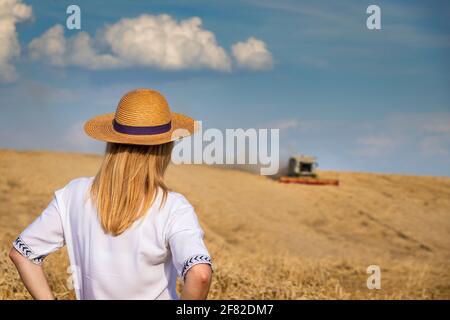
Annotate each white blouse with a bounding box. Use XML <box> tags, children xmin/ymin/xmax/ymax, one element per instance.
<box><xmin>12</xmin><ymin>177</ymin><xmax>212</xmax><ymax>300</ymax></box>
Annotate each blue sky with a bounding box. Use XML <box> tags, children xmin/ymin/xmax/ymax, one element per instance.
<box><xmin>0</xmin><ymin>0</ymin><xmax>449</xmax><ymax>176</ymax></box>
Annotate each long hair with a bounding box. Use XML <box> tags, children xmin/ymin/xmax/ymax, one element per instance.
<box><xmin>90</xmin><ymin>142</ymin><xmax>174</xmax><ymax>236</ymax></box>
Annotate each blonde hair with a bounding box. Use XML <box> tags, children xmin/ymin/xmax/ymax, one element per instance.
<box><xmin>90</xmin><ymin>142</ymin><xmax>174</xmax><ymax>236</ymax></box>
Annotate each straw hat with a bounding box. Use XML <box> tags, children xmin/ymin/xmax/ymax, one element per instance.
<box><xmin>84</xmin><ymin>88</ymin><xmax>197</xmax><ymax>145</ymax></box>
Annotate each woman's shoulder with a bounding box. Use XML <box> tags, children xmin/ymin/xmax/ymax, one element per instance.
<box><xmin>164</xmin><ymin>191</ymin><xmax>194</xmax><ymax>211</ymax></box>
<box><xmin>55</xmin><ymin>176</ymin><xmax>94</xmax><ymax>198</ymax></box>
<box><xmin>64</xmin><ymin>176</ymin><xmax>94</xmax><ymax>190</ymax></box>
<box><xmin>162</xmin><ymin>191</ymin><xmax>202</xmax><ymax>236</ymax></box>
<box><xmin>159</xmin><ymin>192</ymin><xmax>198</xmax><ymax>221</ymax></box>
<box><xmin>147</xmin><ymin>191</ymin><xmax>197</xmax><ymax>230</ymax></box>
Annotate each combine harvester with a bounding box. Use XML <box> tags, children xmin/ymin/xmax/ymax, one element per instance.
<box><xmin>279</xmin><ymin>155</ymin><xmax>339</xmax><ymax>186</ymax></box>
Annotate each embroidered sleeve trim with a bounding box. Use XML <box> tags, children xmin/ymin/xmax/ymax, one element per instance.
<box><xmin>13</xmin><ymin>236</ymin><xmax>46</xmax><ymax>265</ymax></box>
<box><xmin>181</xmin><ymin>254</ymin><xmax>212</xmax><ymax>279</ymax></box>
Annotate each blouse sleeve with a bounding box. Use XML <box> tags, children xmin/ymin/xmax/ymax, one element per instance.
<box><xmin>12</xmin><ymin>192</ymin><xmax>65</xmax><ymax>265</ymax></box>
<box><xmin>167</xmin><ymin>201</ymin><xmax>212</xmax><ymax>280</ymax></box>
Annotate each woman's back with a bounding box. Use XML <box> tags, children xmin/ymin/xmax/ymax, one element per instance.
<box><xmin>14</xmin><ymin>176</ymin><xmax>211</xmax><ymax>300</ymax></box>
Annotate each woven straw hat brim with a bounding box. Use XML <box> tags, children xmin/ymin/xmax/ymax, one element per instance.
<box><xmin>84</xmin><ymin>112</ymin><xmax>196</xmax><ymax>145</ymax></box>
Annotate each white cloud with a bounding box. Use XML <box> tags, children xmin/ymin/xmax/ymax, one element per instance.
<box><xmin>231</xmin><ymin>37</ymin><xmax>273</xmax><ymax>70</ymax></box>
<box><xmin>356</xmin><ymin>136</ymin><xmax>396</xmax><ymax>157</ymax></box>
<box><xmin>266</xmin><ymin>118</ymin><xmax>321</xmax><ymax>133</ymax></box>
<box><xmin>417</xmin><ymin>115</ymin><xmax>450</xmax><ymax>157</ymax></box>
<box><xmin>29</xmin><ymin>25</ymin><xmax>122</xmax><ymax>69</ymax></box>
<box><xmin>63</xmin><ymin>121</ymin><xmax>99</xmax><ymax>152</ymax></box>
<box><xmin>104</xmin><ymin>14</ymin><xmax>231</xmax><ymax>71</ymax></box>
<box><xmin>353</xmin><ymin>113</ymin><xmax>450</xmax><ymax>158</ymax></box>
<box><xmin>28</xmin><ymin>25</ymin><xmax>65</xmax><ymax>66</ymax></box>
<box><xmin>420</xmin><ymin>136</ymin><xmax>449</xmax><ymax>157</ymax></box>
<box><xmin>272</xmin><ymin>119</ymin><xmax>299</xmax><ymax>130</ymax></box>
<box><xmin>0</xmin><ymin>0</ymin><xmax>32</xmax><ymax>82</ymax></box>
<box><xmin>29</xmin><ymin>14</ymin><xmax>232</xmax><ymax>71</ymax></box>
<box><xmin>421</xmin><ymin>116</ymin><xmax>450</xmax><ymax>134</ymax></box>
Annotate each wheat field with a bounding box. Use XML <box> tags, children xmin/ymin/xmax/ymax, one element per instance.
<box><xmin>0</xmin><ymin>149</ymin><xmax>449</xmax><ymax>299</ymax></box>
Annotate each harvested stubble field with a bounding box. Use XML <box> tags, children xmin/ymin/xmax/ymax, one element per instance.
<box><xmin>1</xmin><ymin>149</ymin><xmax>449</xmax><ymax>299</ymax></box>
